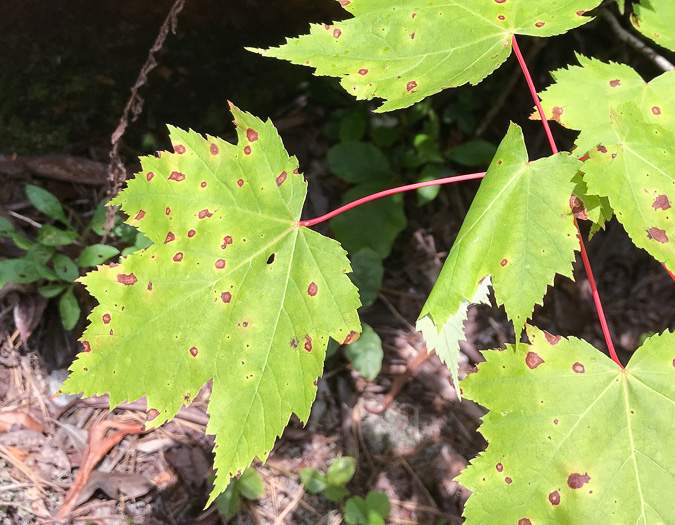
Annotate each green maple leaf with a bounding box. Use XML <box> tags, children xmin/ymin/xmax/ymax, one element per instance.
<box><xmin>252</xmin><ymin>0</ymin><xmax>602</xmax><ymax>112</ymax></box>
<box><xmin>418</xmin><ymin>123</ymin><xmax>579</xmax><ymax>342</ymax></box>
<box><xmin>62</xmin><ymin>104</ymin><xmax>361</xmax><ymax>503</ymax></box>
<box><xmin>582</xmin><ymin>103</ymin><xmax>675</xmax><ymax>270</ymax></box>
<box><xmin>631</xmin><ymin>0</ymin><xmax>675</xmax><ymax>52</ymax></box>
<box><xmin>534</xmin><ymin>54</ymin><xmax>675</xmax><ymax>154</ymax></box>
<box><xmin>459</xmin><ymin>325</ymin><xmax>675</xmax><ymax>524</ymax></box>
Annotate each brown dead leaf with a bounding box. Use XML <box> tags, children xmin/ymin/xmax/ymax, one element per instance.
<box><xmin>0</xmin><ymin>411</ymin><xmax>44</xmax><ymax>433</ymax></box>
<box><xmin>57</xmin><ymin>419</ymin><xmax>145</xmax><ymax>519</ymax></box>
<box><xmin>75</xmin><ymin>470</ymin><xmax>154</xmax><ymax>507</ymax></box>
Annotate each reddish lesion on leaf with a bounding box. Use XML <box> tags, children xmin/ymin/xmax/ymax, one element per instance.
<box><xmin>168</xmin><ymin>171</ymin><xmax>186</xmax><ymax>182</ymax></box>
<box><xmin>174</xmin><ymin>144</ymin><xmax>186</xmax><ymax>154</ymax></box>
<box><xmin>246</xmin><ymin>128</ymin><xmax>258</xmax><ymax>142</ymax></box>
<box><xmin>164</xmin><ymin>231</ymin><xmax>176</xmax><ymax>244</ymax></box>
<box><xmin>543</xmin><ymin>331</ymin><xmax>562</xmax><ymax>345</ymax></box>
<box><xmin>117</xmin><ymin>273</ymin><xmax>137</xmax><ymax>286</ymax></box>
<box><xmin>304</xmin><ymin>335</ymin><xmax>313</xmax><ymax>352</ymax></box>
<box><xmin>276</xmin><ymin>171</ymin><xmax>287</xmax><ymax>186</ymax></box>
<box><xmin>102</xmin><ymin>313</ymin><xmax>111</xmax><ymax>325</ymax></box>
<box><xmin>307</xmin><ymin>282</ymin><xmax>318</xmax><ymax>296</ymax></box>
<box><xmin>525</xmin><ymin>352</ymin><xmax>544</xmax><ymax>369</ymax></box>
<box><xmin>173</xmin><ymin>252</ymin><xmax>184</xmax><ymax>262</ymax></box>
<box><xmin>572</xmin><ymin>362</ymin><xmax>585</xmax><ymax>373</ymax></box>
<box><xmin>340</xmin><ymin>331</ymin><xmax>360</xmax><ymax>345</ymax></box>
<box><xmin>82</xmin><ymin>341</ymin><xmax>91</xmax><ymax>352</ymax></box>
<box><xmin>647</xmin><ymin>226</ymin><xmax>668</xmax><ymax>243</ymax></box>
<box><xmin>198</xmin><ymin>209</ymin><xmax>213</xmax><ymax>219</ymax></box>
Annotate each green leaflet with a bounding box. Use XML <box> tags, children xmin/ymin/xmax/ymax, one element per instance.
<box><xmin>252</xmin><ymin>0</ymin><xmax>602</xmax><ymax>112</ymax></box>
<box><xmin>459</xmin><ymin>325</ymin><xmax>675</xmax><ymax>525</ymax></box>
<box><xmin>534</xmin><ymin>54</ymin><xmax>675</xmax><ymax>154</ymax></box>
<box><xmin>62</xmin><ymin>105</ymin><xmax>361</xmax><ymax>504</ymax></box>
<box><xmin>419</xmin><ymin>123</ymin><xmax>579</xmax><ymax>339</ymax></box>
<box><xmin>632</xmin><ymin>0</ymin><xmax>675</xmax><ymax>52</ymax></box>
<box><xmin>582</xmin><ymin>103</ymin><xmax>675</xmax><ymax>270</ymax></box>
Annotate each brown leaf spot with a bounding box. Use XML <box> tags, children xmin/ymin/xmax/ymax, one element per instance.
<box><xmin>82</xmin><ymin>341</ymin><xmax>91</xmax><ymax>353</ymax></box>
<box><xmin>339</xmin><ymin>0</ymin><xmax>350</xmax><ymax>5</ymax></box>
<box><xmin>164</xmin><ymin>231</ymin><xmax>176</xmax><ymax>244</ymax></box>
<box><xmin>411</xmin><ymin>12</ymin><xmax>417</xmax><ymax>17</ymax></box>
<box><xmin>554</xmin><ymin>418</ymin><xmax>559</xmax><ymax>425</ymax></box>
<box><xmin>146</xmin><ymin>409</ymin><xmax>159</xmax><ymax>422</ymax></box>
<box><xmin>188</xmin><ymin>229</ymin><xmax>196</xmax><ymax>238</ymax></box>
<box><xmin>577</xmin><ymin>10</ymin><xmax>586</xmax><ymax>15</ymax></box>
<box><xmin>198</xmin><ymin>209</ymin><xmax>213</xmax><ymax>219</ymax></box>
<box><xmin>551</xmin><ymin>106</ymin><xmax>563</xmax><ymax>123</ymax></box>
<box><xmin>290</xmin><ymin>338</ymin><xmax>298</xmax><ymax>349</ymax></box>
<box><xmin>221</xmin><ymin>292</ymin><xmax>232</xmax><ymax>303</ymax></box>
<box><xmin>567</xmin><ymin>472</ymin><xmax>590</xmax><ymax>489</ymax></box>
<box><xmin>505</xmin><ymin>477</ymin><xmax>512</xmax><ymax>484</ymax></box>
<box><xmin>173</xmin><ymin>252</ymin><xmax>183</xmax><ymax>262</ymax></box>
<box><xmin>189</xmin><ymin>346</ymin><xmax>198</xmax><ymax>357</ymax></box>
<box><xmin>495</xmin><ymin>0</ymin><xmax>505</xmax><ymax>3</ymax></box>
<box><xmin>169</xmin><ymin>171</ymin><xmax>186</xmax><ymax>182</ymax></box>
<box><xmin>526</xmin><ymin>352</ymin><xmax>545</xmax><ymax>369</ymax></box>
<box><xmin>518</xmin><ymin>520</ymin><xmax>532</xmax><ymax>525</ymax></box>
<box><xmin>147</xmin><ymin>282</ymin><xmax>153</xmax><ymax>291</ymax></box>
<box><xmin>333</xmin><ymin>28</ymin><xmax>342</xmax><ymax>38</ymax></box>
<box><xmin>498</xmin><ymin>15</ymin><xmax>505</xmax><ymax>20</ymax></box>
<box><xmin>597</xmin><ymin>145</ymin><xmax>608</xmax><ymax>153</ymax></box>
<box><xmin>276</xmin><ymin>171</ymin><xmax>287</xmax><ymax>186</ymax></box>
<box><xmin>210</xmin><ymin>143</ymin><xmax>219</xmax><ymax>155</ymax></box>
<box><xmin>242</xmin><ymin>322</ymin><xmax>248</xmax><ymax>327</ymax></box>
<box><xmin>117</xmin><ymin>273</ymin><xmax>137</xmax><ymax>286</ymax></box>
<box><xmin>653</xmin><ymin>195</ymin><xmax>671</xmax><ymax>210</ymax></box>
<box><xmin>406</xmin><ymin>80</ymin><xmax>417</xmax><ymax>91</ymax></box>
<box><xmin>609</xmin><ymin>79</ymin><xmax>621</xmax><ymax>87</ymax></box>
<box><xmin>358</xmin><ymin>68</ymin><xmax>368</xmax><ymax>75</ymax></box>
<box><xmin>549</xmin><ymin>490</ymin><xmax>561</xmax><ymax>505</ymax></box>
<box><xmin>174</xmin><ymin>144</ymin><xmax>186</xmax><ymax>154</ymax></box>
<box><xmin>341</xmin><ymin>331</ymin><xmax>360</xmax><ymax>345</ymax></box>
<box><xmin>496</xmin><ymin>463</ymin><xmax>504</xmax><ymax>472</ymax></box>
<box><xmin>535</xmin><ymin>21</ymin><xmax>545</xmax><ymax>27</ymax></box>
<box><xmin>246</xmin><ymin>128</ymin><xmax>258</xmax><ymax>142</ymax></box>
<box><xmin>221</xmin><ymin>236</ymin><xmax>233</xmax><ymax>249</ymax></box>
<box><xmin>165</xmin><ymin>207</ymin><xmax>171</xmax><ymax>215</ymax></box>
<box><xmin>544</xmin><ymin>331</ymin><xmax>562</xmax><ymax>345</ymax></box>
<box><xmin>134</xmin><ymin>210</ymin><xmax>146</xmax><ymax>220</ymax></box>
<box><xmin>410</xmin><ymin>32</ymin><xmax>415</xmax><ymax>39</ymax></box>
<box><xmin>304</xmin><ymin>335</ymin><xmax>313</xmax><ymax>352</ymax></box>
<box><xmin>146</xmin><ymin>172</ymin><xmax>154</xmax><ymax>181</ymax></box>
<box><xmin>215</xmin><ymin>259</ymin><xmax>226</xmax><ymax>269</ymax></box>
<box><xmin>102</xmin><ymin>313</ymin><xmax>111</xmax><ymax>324</ymax></box>
<box><xmin>572</xmin><ymin>362</ymin><xmax>585</xmax><ymax>374</ymax></box>
<box><xmin>500</xmin><ymin>258</ymin><xmax>508</xmax><ymax>267</ymax></box>
<box><xmin>648</xmin><ymin>227</ymin><xmax>668</xmax><ymax>243</ymax></box>
<box><xmin>201</xmin><ymin>181</ymin><xmax>207</xmax><ymax>188</ymax></box>
<box><xmin>652</xmin><ymin>106</ymin><xmax>661</xmax><ymax>115</ymax></box>
<box><xmin>237</xmin><ymin>179</ymin><xmax>244</xmax><ymax>187</ymax></box>
<box><xmin>307</xmin><ymin>282</ymin><xmax>318</xmax><ymax>296</ymax></box>
<box><xmin>243</xmin><ymin>145</ymin><xmax>252</xmax><ymax>156</ymax></box>
<box><xmin>570</xmin><ymin>195</ymin><xmax>588</xmax><ymax>220</ymax></box>
<box><xmin>293</xmin><ymin>168</ymin><xmax>299</xmax><ymax>174</ymax></box>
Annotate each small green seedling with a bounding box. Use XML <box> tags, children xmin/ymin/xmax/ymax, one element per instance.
<box><xmin>343</xmin><ymin>491</ymin><xmax>391</xmax><ymax>525</ymax></box>
<box><xmin>215</xmin><ymin>468</ymin><xmax>265</xmax><ymax>519</ymax></box>
<box><xmin>301</xmin><ymin>456</ymin><xmax>356</xmax><ymax>502</ymax></box>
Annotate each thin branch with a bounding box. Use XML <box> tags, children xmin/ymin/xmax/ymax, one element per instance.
<box><xmin>598</xmin><ymin>8</ymin><xmax>674</xmax><ymax>72</ymax></box>
<box><xmin>105</xmin><ymin>0</ymin><xmax>187</xmax><ymax>231</ymax></box>
<box><xmin>511</xmin><ymin>34</ymin><xmax>623</xmax><ymax>369</ymax></box>
<box><xmin>299</xmin><ymin>172</ymin><xmax>486</xmax><ymax>227</ymax></box>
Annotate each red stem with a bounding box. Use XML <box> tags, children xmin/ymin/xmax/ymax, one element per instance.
<box><xmin>512</xmin><ymin>34</ymin><xmax>623</xmax><ymax>369</ymax></box>
<box><xmin>298</xmin><ymin>172</ymin><xmax>486</xmax><ymax>227</ymax></box>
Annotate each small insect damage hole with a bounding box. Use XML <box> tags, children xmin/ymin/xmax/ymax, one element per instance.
<box><xmin>266</xmin><ymin>253</ymin><xmax>275</xmax><ymax>265</ymax></box>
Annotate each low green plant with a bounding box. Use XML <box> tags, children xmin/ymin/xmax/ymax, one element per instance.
<box><xmin>343</xmin><ymin>491</ymin><xmax>391</xmax><ymax>525</ymax></box>
<box><xmin>215</xmin><ymin>467</ymin><xmax>265</xmax><ymax>519</ymax></box>
<box><xmin>301</xmin><ymin>456</ymin><xmax>391</xmax><ymax>524</ymax></box>
<box><xmin>0</xmin><ymin>186</ymin><xmax>149</xmax><ymax>329</ymax></box>
<box><xmin>301</xmin><ymin>456</ymin><xmax>357</xmax><ymax>502</ymax></box>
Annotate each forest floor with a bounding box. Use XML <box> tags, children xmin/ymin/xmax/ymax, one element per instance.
<box><xmin>2</xmin><ymin>2</ymin><xmax>674</xmax><ymax>524</ymax></box>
